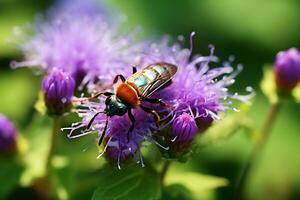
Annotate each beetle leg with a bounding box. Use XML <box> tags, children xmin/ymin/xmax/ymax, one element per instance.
<box><xmin>140</xmin><ymin>105</ymin><xmax>160</xmax><ymax>127</ymax></box>
<box><xmin>73</xmin><ymin>92</ymin><xmax>113</xmax><ymax>103</ymax></box>
<box><xmin>98</xmin><ymin>116</ymin><xmax>109</xmax><ymax>146</ymax></box>
<box><xmin>91</xmin><ymin>92</ymin><xmax>113</xmax><ymax>99</ymax></box>
<box><xmin>143</xmin><ymin>98</ymin><xmax>175</xmax><ymax>110</ymax></box>
<box><xmin>127</xmin><ymin>108</ymin><xmax>135</xmax><ymax>142</ymax></box>
<box><xmin>128</xmin><ymin>108</ymin><xmax>136</xmax><ymax>132</ymax></box>
<box><xmin>132</xmin><ymin>65</ymin><xmax>137</xmax><ymax>74</ymax></box>
<box><xmin>87</xmin><ymin>111</ymin><xmax>106</xmax><ymax>130</ymax></box>
<box><xmin>113</xmin><ymin>74</ymin><xmax>126</xmax><ymax>84</ymax></box>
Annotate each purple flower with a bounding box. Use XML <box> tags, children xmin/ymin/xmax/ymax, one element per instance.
<box><xmin>42</xmin><ymin>68</ymin><xmax>75</xmax><ymax>116</ymax></box>
<box><xmin>274</xmin><ymin>48</ymin><xmax>300</xmax><ymax>92</ymax></box>
<box><xmin>65</xmin><ymin>99</ymin><xmax>160</xmax><ymax>168</ymax></box>
<box><xmin>171</xmin><ymin>113</ymin><xmax>198</xmax><ymax>151</ymax></box>
<box><xmin>0</xmin><ymin>114</ymin><xmax>17</xmax><ymax>154</ymax></box>
<box><xmin>67</xmin><ymin>34</ymin><xmax>253</xmax><ymax>165</ymax></box>
<box><xmin>103</xmin><ymin>110</ymin><xmax>158</xmax><ymax>168</ymax></box>
<box><xmin>11</xmin><ymin>4</ymin><xmax>141</xmax><ymax>87</ymax></box>
<box><xmin>139</xmin><ymin>36</ymin><xmax>253</xmax><ymax>142</ymax></box>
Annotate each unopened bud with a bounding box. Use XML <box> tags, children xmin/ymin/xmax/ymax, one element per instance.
<box><xmin>42</xmin><ymin>68</ymin><xmax>75</xmax><ymax>116</ymax></box>
<box><xmin>274</xmin><ymin>48</ymin><xmax>300</xmax><ymax>92</ymax></box>
<box><xmin>0</xmin><ymin>114</ymin><xmax>17</xmax><ymax>154</ymax></box>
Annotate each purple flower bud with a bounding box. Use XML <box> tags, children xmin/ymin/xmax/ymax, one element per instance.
<box><xmin>275</xmin><ymin>48</ymin><xmax>300</xmax><ymax>91</ymax></box>
<box><xmin>42</xmin><ymin>68</ymin><xmax>75</xmax><ymax>116</ymax></box>
<box><xmin>105</xmin><ymin>143</ymin><xmax>133</xmax><ymax>165</ymax></box>
<box><xmin>171</xmin><ymin>113</ymin><xmax>198</xmax><ymax>151</ymax></box>
<box><xmin>0</xmin><ymin>114</ymin><xmax>17</xmax><ymax>154</ymax></box>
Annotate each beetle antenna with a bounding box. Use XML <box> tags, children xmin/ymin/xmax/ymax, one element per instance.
<box><xmin>98</xmin><ymin>116</ymin><xmax>109</xmax><ymax>146</ymax></box>
<box><xmin>87</xmin><ymin>111</ymin><xmax>106</xmax><ymax>130</ymax></box>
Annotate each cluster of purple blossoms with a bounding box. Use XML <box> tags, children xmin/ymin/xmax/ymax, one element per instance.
<box><xmin>12</xmin><ymin>13</ymin><xmax>140</xmax><ymax>88</ymax></box>
<box><xmin>0</xmin><ymin>114</ymin><xmax>17</xmax><ymax>154</ymax></box>
<box><xmin>68</xmin><ymin>35</ymin><xmax>253</xmax><ymax>167</ymax></box>
<box><xmin>274</xmin><ymin>48</ymin><xmax>300</xmax><ymax>92</ymax></box>
<box><xmin>67</xmin><ymin>98</ymin><xmax>160</xmax><ymax>167</ymax></box>
<box><xmin>12</xmin><ymin>0</ymin><xmax>141</xmax><ymax>116</ymax></box>
<box><xmin>135</xmin><ymin>36</ymin><xmax>253</xmax><ymax>155</ymax></box>
<box><xmin>11</xmin><ymin>0</ymin><xmax>253</xmax><ymax>166</ymax></box>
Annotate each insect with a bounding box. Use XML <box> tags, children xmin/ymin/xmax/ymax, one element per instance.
<box><xmin>86</xmin><ymin>62</ymin><xmax>177</xmax><ymax>146</ymax></box>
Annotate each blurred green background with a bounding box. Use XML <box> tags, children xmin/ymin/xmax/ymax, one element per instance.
<box><xmin>0</xmin><ymin>0</ymin><xmax>300</xmax><ymax>199</ymax></box>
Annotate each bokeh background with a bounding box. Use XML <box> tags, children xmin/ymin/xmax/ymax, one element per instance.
<box><xmin>0</xmin><ymin>0</ymin><xmax>300</xmax><ymax>199</ymax></box>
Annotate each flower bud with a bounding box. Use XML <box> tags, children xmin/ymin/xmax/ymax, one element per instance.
<box><xmin>171</xmin><ymin>113</ymin><xmax>198</xmax><ymax>151</ymax></box>
<box><xmin>42</xmin><ymin>68</ymin><xmax>75</xmax><ymax>116</ymax></box>
<box><xmin>103</xmin><ymin>134</ymin><xmax>136</xmax><ymax>167</ymax></box>
<box><xmin>105</xmin><ymin>146</ymin><xmax>133</xmax><ymax>165</ymax></box>
<box><xmin>0</xmin><ymin>114</ymin><xmax>17</xmax><ymax>154</ymax></box>
<box><xmin>274</xmin><ymin>48</ymin><xmax>300</xmax><ymax>92</ymax></box>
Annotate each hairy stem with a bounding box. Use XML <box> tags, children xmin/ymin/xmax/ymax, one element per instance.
<box><xmin>34</xmin><ymin>117</ymin><xmax>60</xmax><ymax>200</ymax></box>
<box><xmin>235</xmin><ymin>103</ymin><xmax>280</xmax><ymax>200</ymax></box>
<box><xmin>160</xmin><ymin>160</ymin><xmax>171</xmax><ymax>186</ymax></box>
<box><xmin>46</xmin><ymin>117</ymin><xmax>60</xmax><ymax>176</ymax></box>
<box><xmin>46</xmin><ymin>117</ymin><xmax>60</xmax><ymax>199</ymax></box>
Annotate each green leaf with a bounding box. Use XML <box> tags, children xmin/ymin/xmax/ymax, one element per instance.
<box><xmin>260</xmin><ymin>66</ymin><xmax>278</xmax><ymax>104</ymax></box>
<box><xmin>92</xmin><ymin>164</ymin><xmax>161</xmax><ymax>200</ymax></box>
<box><xmin>162</xmin><ymin>184</ymin><xmax>194</xmax><ymax>200</ymax></box>
<box><xmin>165</xmin><ymin>171</ymin><xmax>228</xmax><ymax>200</ymax></box>
<box><xmin>196</xmin><ymin>103</ymin><xmax>253</xmax><ymax>148</ymax></box>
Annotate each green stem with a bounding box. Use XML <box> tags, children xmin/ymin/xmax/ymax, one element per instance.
<box><xmin>235</xmin><ymin>103</ymin><xmax>281</xmax><ymax>200</ymax></box>
<box><xmin>34</xmin><ymin>117</ymin><xmax>60</xmax><ymax>200</ymax></box>
<box><xmin>46</xmin><ymin>117</ymin><xmax>60</xmax><ymax>177</ymax></box>
<box><xmin>160</xmin><ymin>160</ymin><xmax>171</xmax><ymax>186</ymax></box>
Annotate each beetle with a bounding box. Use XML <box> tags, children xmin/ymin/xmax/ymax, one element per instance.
<box><xmin>86</xmin><ymin>62</ymin><xmax>177</xmax><ymax>145</ymax></box>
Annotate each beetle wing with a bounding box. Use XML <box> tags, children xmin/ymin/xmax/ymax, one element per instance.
<box><xmin>127</xmin><ymin>62</ymin><xmax>177</xmax><ymax>98</ymax></box>
<box><xmin>141</xmin><ymin>63</ymin><xmax>177</xmax><ymax>97</ymax></box>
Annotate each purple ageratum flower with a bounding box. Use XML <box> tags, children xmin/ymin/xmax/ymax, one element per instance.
<box><xmin>65</xmin><ymin>96</ymin><xmax>163</xmax><ymax>168</ymax></box>
<box><xmin>66</xmin><ymin>34</ymin><xmax>253</xmax><ymax>165</ymax></box>
<box><xmin>0</xmin><ymin>114</ymin><xmax>17</xmax><ymax>154</ymax></box>
<box><xmin>104</xmin><ymin>110</ymin><xmax>159</xmax><ymax>168</ymax></box>
<box><xmin>274</xmin><ymin>48</ymin><xmax>300</xmax><ymax>92</ymax></box>
<box><xmin>11</xmin><ymin>8</ymin><xmax>141</xmax><ymax>87</ymax></box>
<box><xmin>42</xmin><ymin>68</ymin><xmax>75</xmax><ymax>116</ymax></box>
<box><xmin>138</xmin><ymin>35</ymin><xmax>254</xmax><ymax>152</ymax></box>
